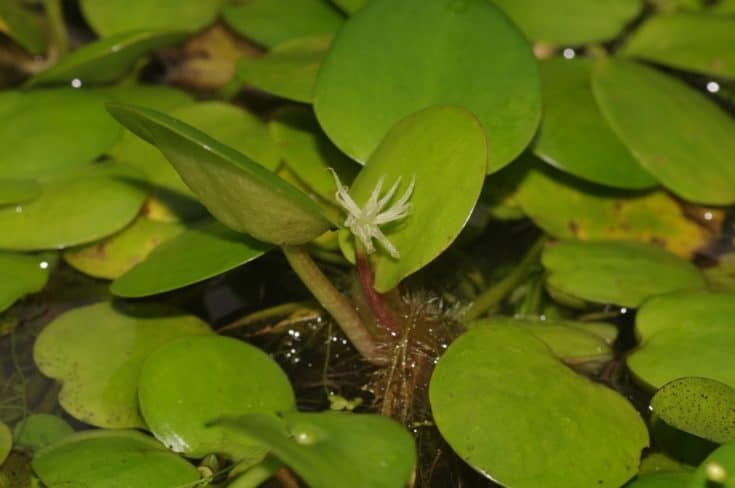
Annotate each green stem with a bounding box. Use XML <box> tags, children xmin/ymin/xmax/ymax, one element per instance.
<box><xmin>282</xmin><ymin>245</ymin><xmax>386</xmax><ymax>366</ymax></box>
<box><xmin>42</xmin><ymin>0</ymin><xmax>68</xmax><ymax>57</ymax></box>
<box><xmin>218</xmin><ymin>301</ymin><xmax>316</xmax><ymax>332</ymax></box>
<box><xmin>464</xmin><ymin>237</ymin><xmax>546</xmax><ymax>321</ymax></box>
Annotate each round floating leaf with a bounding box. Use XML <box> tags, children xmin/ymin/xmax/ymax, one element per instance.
<box><xmin>491</xmin><ymin>0</ymin><xmax>642</xmax><ymax>45</ymax></box>
<box><xmin>217</xmin><ymin>411</ymin><xmax>416</xmax><ymax>488</ymax></box>
<box><xmin>0</xmin><ymin>179</ymin><xmax>40</xmax><ymax>205</ymax></box>
<box><xmin>237</xmin><ymin>35</ymin><xmax>331</xmax><ymax>103</ymax></box>
<box><xmin>0</xmin><ymin>2</ymin><xmax>46</xmax><ymax>54</ymax></box>
<box><xmin>33</xmin><ymin>302</ymin><xmax>212</xmax><ymax>428</ymax></box>
<box><xmin>430</xmin><ymin>326</ymin><xmax>648</xmax><ymax>487</ymax></box>
<box><xmin>111</xmin><ymin>219</ymin><xmax>271</xmax><ymax>297</ymax></box>
<box><xmin>13</xmin><ymin>414</ymin><xmax>73</xmax><ymax>452</ymax></box>
<box><xmin>80</xmin><ymin>0</ymin><xmax>222</xmax><ymax>37</ymax></box>
<box><xmin>639</xmin><ymin>452</ymin><xmax>693</xmax><ymax>476</ymax></box>
<box><xmin>689</xmin><ymin>441</ymin><xmax>735</xmax><ymax>487</ymax></box>
<box><xmin>313</xmin><ymin>0</ymin><xmax>540</xmax><ymax>171</ymax></box>
<box><xmin>0</xmin><ymin>89</ymin><xmax>121</xmax><ymax>179</ymax></box>
<box><xmin>534</xmin><ymin>58</ymin><xmax>655</xmax><ymax>189</ymax></box>
<box><xmin>651</xmin><ymin>377</ymin><xmax>735</xmax><ymax>444</ymax></box>
<box><xmin>515</xmin><ymin>155</ymin><xmax>716</xmax><ymax>258</ymax></box>
<box><xmin>473</xmin><ymin>316</ymin><xmax>617</xmax><ymax>365</ymax></box>
<box><xmin>222</xmin><ymin>0</ymin><xmax>343</xmax><ymax>48</ymax></box>
<box><xmin>27</xmin><ymin>30</ymin><xmax>187</xmax><ymax>87</ymax></box>
<box><xmin>32</xmin><ymin>430</ymin><xmax>201</xmax><ymax>488</ymax></box>
<box><xmin>542</xmin><ymin>240</ymin><xmax>705</xmax><ymax>308</ymax></box>
<box><xmin>106</xmin><ymin>103</ymin><xmax>332</xmax><ymax>245</ymax></box>
<box><xmin>63</xmin><ymin>217</ymin><xmax>185</xmax><ymax>280</ymax></box>
<box><xmin>269</xmin><ymin>105</ymin><xmax>358</xmax><ymax>202</ymax></box>
<box><xmin>138</xmin><ymin>335</ymin><xmax>295</xmax><ymax>460</ymax></box>
<box><xmin>0</xmin><ymin>252</ymin><xmax>49</xmax><ymax>313</ymax></box>
<box><xmin>0</xmin><ymin>422</ymin><xmax>10</xmax><ymax>465</ymax></box>
<box><xmin>622</xmin><ymin>13</ymin><xmax>735</xmax><ymax>79</ymax></box>
<box><xmin>0</xmin><ymin>164</ymin><xmax>147</xmax><ymax>251</ymax></box>
<box><xmin>341</xmin><ymin>105</ymin><xmax>487</xmax><ymax>292</ymax></box>
<box><xmin>628</xmin><ymin>291</ymin><xmax>735</xmax><ymax>390</ymax></box>
<box><xmin>592</xmin><ymin>59</ymin><xmax>735</xmax><ymax>205</ymax></box>
<box><xmin>626</xmin><ymin>472</ymin><xmax>695</xmax><ymax>487</ymax></box>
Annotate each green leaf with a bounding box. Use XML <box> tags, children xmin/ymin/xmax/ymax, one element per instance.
<box><xmin>111</xmin><ymin>219</ymin><xmax>272</xmax><ymax>297</ymax></box>
<box><xmin>515</xmin><ymin>155</ymin><xmax>716</xmax><ymax>258</ymax></box>
<box><xmin>626</xmin><ymin>472</ymin><xmax>695</xmax><ymax>487</ymax></box>
<box><xmin>651</xmin><ymin>377</ymin><xmax>735</xmax><ymax>444</ymax></box>
<box><xmin>313</xmin><ymin>0</ymin><xmax>540</xmax><ymax>172</ymax></box>
<box><xmin>472</xmin><ymin>316</ymin><xmax>617</xmax><ymax>365</ymax></box>
<box><xmin>330</xmin><ymin>0</ymin><xmax>367</xmax><ymax>14</ymax></box>
<box><xmin>0</xmin><ymin>164</ymin><xmax>147</xmax><ymax>251</ymax></box>
<box><xmin>217</xmin><ymin>411</ymin><xmax>416</xmax><ymax>488</ymax></box>
<box><xmin>13</xmin><ymin>414</ymin><xmax>73</xmax><ymax>452</ymax></box>
<box><xmin>542</xmin><ymin>240</ymin><xmax>705</xmax><ymax>308</ymax></box>
<box><xmin>0</xmin><ymin>422</ymin><xmax>10</xmax><ymax>465</ymax></box>
<box><xmin>689</xmin><ymin>441</ymin><xmax>735</xmax><ymax>486</ymax></box>
<box><xmin>79</xmin><ymin>0</ymin><xmax>222</xmax><ymax>37</ymax></box>
<box><xmin>639</xmin><ymin>452</ymin><xmax>694</xmax><ymax>475</ymax></box>
<box><xmin>628</xmin><ymin>291</ymin><xmax>735</xmax><ymax>390</ymax></box>
<box><xmin>269</xmin><ymin>105</ymin><xmax>358</xmax><ymax>203</ymax></box>
<box><xmin>622</xmin><ymin>13</ymin><xmax>735</xmax><ymax>79</ymax></box>
<box><xmin>341</xmin><ymin>105</ymin><xmax>487</xmax><ymax>292</ymax></box>
<box><xmin>99</xmin><ymin>84</ymin><xmax>194</xmax><ymax>112</ymax></box>
<box><xmin>138</xmin><ymin>335</ymin><xmax>295</xmax><ymax>460</ymax></box>
<box><xmin>0</xmin><ymin>179</ymin><xmax>40</xmax><ymax>206</ymax></box>
<box><xmin>492</xmin><ymin>0</ymin><xmax>642</xmax><ymax>45</ymax></box>
<box><xmin>32</xmin><ymin>430</ymin><xmax>201</xmax><ymax>488</ymax></box>
<box><xmin>63</xmin><ymin>216</ymin><xmax>185</xmax><ymax>280</ymax></box>
<box><xmin>0</xmin><ymin>89</ymin><xmax>121</xmax><ymax>179</ymax></box>
<box><xmin>236</xmin><ymin>35</ymin><xmax>331</xmax><ymax>103</ymax></box>
<box><xmin>0</xmin><ymin>1</ymin><xmax>46</xmax><ymax>54</ymax></box>
<box><xmin>106</xmin><ymin>103</ymin><xmax>333</xmax><ymax>245</ymax></box>
<box><xmin>592</xmin><ymin>59</ymin><xmax>735</xmax><ymax>205</ymax></box>
<box><xmin>535</xmin><ymin>58</ymin><xmax>655</xmax><ymax>189</ymax></box>
<box><xmin>0</xmin><ymin>252</ymin><xmax>49</xmax><ymax>313</ymax></box>
<box><xmin>33</xmin><ymin>302</ymin><xmax>212</xmax><ymax>428</ymax></box>
<box><xmin>712</xmin><ymin>0</ymin><xmax>735</xmax><ymax>13</ymax></box>
<box><xmin>222</xmin><ymin>0</ymin><xmax>343</xmax><ymax>48</ymax></box>
<box><xmin>430</xmin><ymin>326</ymin><xmax>648</xmax><ymax>487</ymax></box>
<box><xmin>27</xmin><ymin>30</ymin><xmax>187</xmax><ymax>87</ymax></box>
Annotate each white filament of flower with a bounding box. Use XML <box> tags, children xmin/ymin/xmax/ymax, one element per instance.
<box><xmin>329</xmin><ymin>169</ymin><xmax>415</xmax><ymax>259</ymax></box>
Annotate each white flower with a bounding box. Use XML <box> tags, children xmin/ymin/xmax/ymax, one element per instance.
<box><xmin>329</xmin><ymin>169</ymin><xmax>415</xmax><ymax>259</ymax></box>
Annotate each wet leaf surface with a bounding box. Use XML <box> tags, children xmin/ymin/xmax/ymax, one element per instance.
<box><xmin>542</xmin><ymin>240</ymin><xmax>705</xmax><ymax>307</ymax></box>
<box><xmin>111</xmin><ymin>218</ymin><xmax>272</xmax><ymax>297</ymax></box>
<box><xmin>33</xmin><ymin>302</ymin><xmax>212</xmax><ymax>428</ymax></box>
<box><xmin>107</xmin><ymin>103</ymin><xmax>333</xmax><ymax>244</ymax></box>
<box><xmin>313</xmin><ymin>0</ymin><xmax>540</xmax><ymax>171</ymax></box>
<box><xmin>430</xmin><ymin>326</ymin><xmax>648</xmax><ymax>487</ymax></box>
<box><xmin>139</xmin><ymin>335</ymin><xmax>295</xmax><ymax>460</ymax></box>
<box><xmin>217</xmin><ymin>411</ymin><xmax>416</xmax><ymax>488</ymax></box>
<box><xmin>32</xmin><ymin>430</ymin><xmax>201</xmax><ymax>487</ymax></box>
<box><xmin>628</xmin><ymin>291</ymin><xmax>735</xmax><ymax>390</ymax></box>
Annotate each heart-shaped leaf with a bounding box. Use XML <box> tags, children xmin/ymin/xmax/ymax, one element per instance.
<box><xmin>106</xmin><ymin>103</ymin><xmax>333</xmax><ymax>244</ymax></box>
<box><xmin>80</xmin><ymin>0</ymin><xmax>222</xmax><ymax>37</ymax></box>
<box><xmin>535</xmin><ymin>58</ymin><xmax>655</xmax><ymax>189</ymax></box>
<box><xmin>430</xmin><ymin>325</ymin><xmax>648</xmax><ymax>487</ymax></box>
<box><xmin>0</xmin><ymin>164</ymin><xmax>147</xmax><ymax>251</ymax></box>
<box><xmin>216</xmin><ymin>411</ymin><xmax>416</xmax><ymax>488</ymax></box>
<box><xmin>542</xmin><ymin>240</ymin><xmax>705</xmax><ymax>308</ymax></box>
<box><xmin>222</xmin><ymin>0</ymin><xmax>343</xmax><ymax>48</ymax></box>
<box><xmin>592</xmin><ymin>59</ymin><xmax>735</xmax><ymax>205</ymax></box>
<box><xmin>313</xmin><ymin>0</ymin><xmax>540</xmax><ymax>172</ymax></box>
<box><xmin>491</xmin><ymin>0</ymin><xmax>642</xmax><ymax>44</ymax></box>
<box><xmin>339</xmin><ymin>105</ymin><xmax>487</xmax><ymax>292</ymax></box>
<box><xmin>236</xmin><ymin>35</ymin><xmax>331</xmax><ymax>103</ymax></box>
<box><xmin>32</xmin><ymin>430</ymin><xmax>201</xmax><ymax>488</ymax></box>
<box><xmin>627</xmin><ymin>291</ymin><xmax>735</xmax><ymax>390</ymax></box>
<box><xmin>111</xmin><ymin>219</ymin><xmax>272</xmax><ymax>297</ymax></box>
<box><xmin>138</xmin><ymin>335</ymin><xmax>295</xmax><ymax>460</ymax></box>
<box><xmin>27</xmin><ymin>30</ymin><xmax>188</xmax><ymax>86</ymax></box>
<box><xmin>33</xmin><ymin>302</ymin><xmax>212</xmax><ymax>428</ymax></box>
<box><xmin>622</xmin><ymin>13</ymin><xmax>735</xmax><ymax>79</ymax></box>
<box><xmin>0</xmin><ymin>252</ymin><xmax>50</xmax><ymax>313</ymax></box>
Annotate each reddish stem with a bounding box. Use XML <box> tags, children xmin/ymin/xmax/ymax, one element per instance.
<box><xmin>356</xmin><ymin>253</ymin><xmax>399</xmax><ymax>334</ymax></box>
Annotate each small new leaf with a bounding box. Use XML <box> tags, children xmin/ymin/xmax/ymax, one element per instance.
<box><xmin>330</xmin><ymin>169</ymin><xmax>414</xmax><ymax>259</ymax></box>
